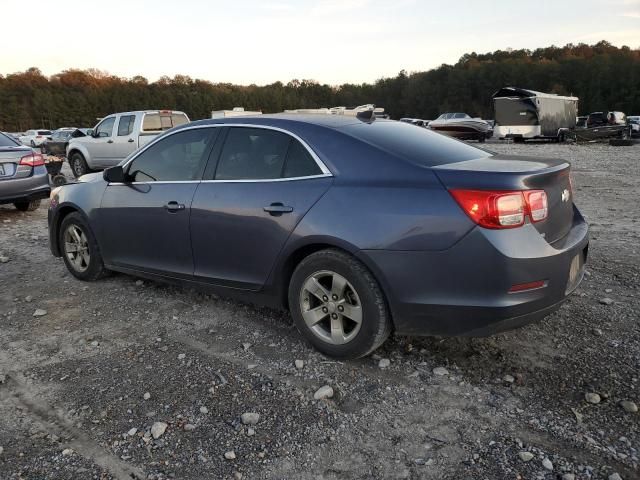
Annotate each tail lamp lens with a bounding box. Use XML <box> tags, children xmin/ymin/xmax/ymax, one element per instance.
<box><xmin>450</xmin><ymin>189</ymin><xmax>548</xmax><ymax>229</ymax></box>
<box><xmin>525</xmin><ymin>190</ymin><xmax>548</xmax><ymax>222</ymax></box>
<box><xmin>19</xmin><ymin>153</ymin><xmax>45</xmax><ymax>167</ymax></box>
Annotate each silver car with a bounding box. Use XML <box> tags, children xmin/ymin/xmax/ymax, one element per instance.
<box><xmin>0</xmin><ymin>132</ymin><xmax>50</xmax><ymax>211</ymax></box>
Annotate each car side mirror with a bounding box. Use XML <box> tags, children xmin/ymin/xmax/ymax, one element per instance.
<box><xmin>103</xmin><ymin>165</ymin><xmax>126</xmax><ymax>183</ymax></box>
<box><xmin>86</xmin><ymin>129</ymin><xmax>94</xmax><ymax>137</ymax></box>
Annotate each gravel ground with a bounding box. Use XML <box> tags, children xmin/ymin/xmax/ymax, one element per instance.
<box><xmin>0</xmin><ymin>141</ymin><xmax>638</xmax><ymax>480</ymax></box>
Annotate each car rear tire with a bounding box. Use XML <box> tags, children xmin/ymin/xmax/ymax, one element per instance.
<box><xmin>30</xmin><ymin>140</ymin><xmax>36</xmax><ymax>148</ymax></box>
<box><xmin>288</xmin><ymin>249</ymin><xmax>391</xmax><ymax>359</ymax></box>
<box><xmin>59</xmin><ymin>212</ymin><xmax>108</xmax><ymax>281</ymax></box>
<box><xmin>14</xmin><ymin>199</ymin><xmax>41</xmax><ymax>212</ymax></box>
<box><xmin>69</xmin><ymin>152</ymin><xmax>90</xmax><ymax>178</ymax></box>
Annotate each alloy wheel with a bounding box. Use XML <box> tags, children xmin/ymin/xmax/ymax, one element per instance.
<box><xmin>72</xmin><ymin>158</ymin><xmax>84</xmax><ymax>177</ymax></box>
<box><xmin>63</xmin><ymin>224</ymin><xmax>90</xmax><ymax>272</ymax></box>
<box><xmin>299</xmin><ymin>270</ymin><xmax>363</xmax><ymax>345</ymax></box>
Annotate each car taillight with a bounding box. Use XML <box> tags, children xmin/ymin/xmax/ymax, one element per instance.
<box><xmin>19</xmin><ymin>153</ymin><xmax>45</xmax><ymax>167</ymax></box>
<box><xmin>524</xmin><ymin>190</ymin><xmax>548</xmax><ymax>222</ymax></box>
<box><xmin>449</xmin><ymin>189</ymin><xmax>548</xmax><ymax>229</ymax></box>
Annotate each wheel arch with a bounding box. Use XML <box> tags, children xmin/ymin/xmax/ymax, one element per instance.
<box><xmin>274</xmin><ymin>238</ymin><xmax>398</xmax><ymax>329</ymax></box>
<box><xmin>50</xmin><ymin>203</ymin><xmax>89</xmax><ymax>256</ymax></box>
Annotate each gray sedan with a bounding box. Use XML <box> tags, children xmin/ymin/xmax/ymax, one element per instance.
<box><xmin>0</xmin><ymin>132</ymin><xmax>50</xmax><ymax>211</ymax></box>
<box><xmin>47</xmin><ymin>114</ymin><xmax>588</xmax><ymax>359</ymax></box>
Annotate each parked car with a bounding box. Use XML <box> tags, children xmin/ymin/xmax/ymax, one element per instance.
<box><xmin>66</xmin><ymin>110</ymin><xmax>189</xmax><ymax>177</ymax></box>
<box><xmin>48</xmin><ymin>114</ymin><xmax>589</xmax><ymax>359</ymax></box>
<box><xmin>574</xmin><ymin>111</ymin><xmax>631</xmax><ymax>141</ymax></box>
<box><xmin>399</xmin><ymin>118</ymin><xmax>429</xmax><ymax>127</ymax></box>
<box><xmin>627</xmin><ymin>115</ymin><xmax>640</xmax><ymax>137</ymax></box>
<box><xmin>19</xmin><ymin>129</ymin><xmax>53</xmax><ymax>147</ymax></box>
<box><xmin>42</xmin><ymin>128</ymin><xmax>78</xmax><ymax>156</ymax></box>
<box><xmin>0</xmin><ymin>132</ymin><xmax>50</xmax><ymax>211</ymax></box>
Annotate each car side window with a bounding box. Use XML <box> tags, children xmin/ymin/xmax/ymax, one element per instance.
<box><xmin>126</xmin><ymin>128</ymin><xmax>213</xmax><ymax>182</ymax></box>
<box><xmin>283</xmin><ymin>139</ymin><xmax>322</xmax><ymax>178</ymax></box>
<box><xmin>215</xmin><ymin>128</ymin><xmax>291</xmax><ymax>180</ymax></box>
<box><xmin>95</xmin><ymin>117</ymin><xmax>115</xmax><ymax>138</ymax></box>
<box><xmin>117</xmin><ymin>115</ymin><xmax>135</xmax><ymax>136</ymax></box>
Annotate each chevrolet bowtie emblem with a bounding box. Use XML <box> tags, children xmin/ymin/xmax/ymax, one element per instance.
<box><xmin>561</xmin><ymin>189</ymin><xmax>570</xmax><ymax>202</ymax></box>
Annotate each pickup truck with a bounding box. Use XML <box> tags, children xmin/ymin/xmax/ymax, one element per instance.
<box><xmin>66</xmin><ymin>110</ymin><xmax>189</xmax><ymax>177</ymax></box>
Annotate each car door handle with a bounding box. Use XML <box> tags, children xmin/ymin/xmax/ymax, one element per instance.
<box><xmin>165</xmin><ymin>201</ymin><xmax>186</xmax><ymax>213</ymax></box>
<box><xmin>107</xmin><ymin>139</ymin><xmax>114</xmax><ymax>143</ymax></box>
<box><xmin>263</xmin><ymin>203</ymin><xmax>293</xmax><ymax>216</ymax></box>
<box><xmin>128</xmin><ymin>138</ymin><xmax>134</xmax><ymax>143</ymax></box>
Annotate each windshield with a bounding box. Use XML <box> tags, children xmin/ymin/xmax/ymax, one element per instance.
<box><xmin>0</xmin><ymin>132</ymin><xmax>19</xmax><ymax>147</ymax></box>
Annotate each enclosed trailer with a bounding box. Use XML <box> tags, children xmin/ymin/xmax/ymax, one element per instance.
<box><xmin>493</xmin><ymin>87</ymin><xmax>578</xmax><ymax>141</ymax></box>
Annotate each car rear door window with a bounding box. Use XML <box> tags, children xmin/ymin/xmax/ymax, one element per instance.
<box><xmin>126</xmin><ymin>128</ymin><xmax>213</xmax><ymax>182</ymax></box>
<box><xmin>215</xmin><ymin>128</ymin><xmax>291</xmax><ymax>180</ymax></box>
<box><xmin>0</xmin><ymin>133</ymin><xmax>18</xmax><ymax>147</ymax></box>
<box><xmin>117</xmin><ymin>115</ymin><xmax>135</xmax><ymax>136</ymax></box>
<box><xmin>283</xmin><ymin>139</ymin><xmax>322</xmax><ymax>178</ymax></box>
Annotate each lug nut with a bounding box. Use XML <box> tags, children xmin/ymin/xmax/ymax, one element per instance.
<box><xmin>338</xmin><ymin>305</ymin><xmax>344</xmax><ymax>312</ymax></box>
<box><xmin>332</xmin><ymin>294</ymin><xmax>338</xmax><ymax>300</ymax></box>
<box><xmin>322</xmin><ymin>295</ymin><xmax>328</xmax><ymax>301</ymax></box>
<box><xmin>331</xmin><ymin>313</ymin><xmax>338</xmax><ymax>319</ymax></box>
<box><xmin>322</xmin><ymin>307</ymin><xmax>328</xmax><ymax>313</ymax></box>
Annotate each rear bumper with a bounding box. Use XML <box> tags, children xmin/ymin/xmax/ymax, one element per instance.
<box><xmin>0</xmin><ymin>167</ymin><xmax>50</xmax><ymax>205</ymax></box>
<box><xmin>358</xmin><ymin>206</ymin><xmax>589</xmax><ymax>336</ymax></box>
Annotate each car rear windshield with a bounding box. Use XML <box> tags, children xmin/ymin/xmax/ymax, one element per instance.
<box><xmin>342</xmin><ymin>121</ymin><xmax>489</xmax><ymax>166</ymax></box>
<box><xmin>142</xmin><ymin>112</ymin><xmax>189</xmax><ymax>131</ymax></box>
<box><xmin>0</xmin><ymin>133</ymin><xmax>19</xmax><ymax>147</ymax></box>
<box><xmin>38</xmin><ymin>130</ymin><xmax>52</xmax><ymax>135</ymax></box>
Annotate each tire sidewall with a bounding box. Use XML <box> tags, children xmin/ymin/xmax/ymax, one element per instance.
<box><xmin>289</xmin><ymin>251</ymin><xmax>389</xmax><ymax>359</ymax></box>
<box><xmin>59</xmin><ymin>213</ymin><xmax>104</xmax><ymax>281</ymax></box>
<box><xmin>70</xmin><ymin>153</ymin><xmax>87</xmax><ymax>178</ymax></box>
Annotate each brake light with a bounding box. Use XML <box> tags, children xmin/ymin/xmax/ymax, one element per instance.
<box><xmin>524</xmin><ymin>190</ymin><xmax>548</xmax><ymax>222</ymax></box>
<box><xmin>19</xmin><ymin>153</ymin><xmax>45</xmax><ymax>167</ymax></box>
<box><xmin>449</xmin><ymin>189</ymin><xmax>548</xmax><ymax>229</ymax></box>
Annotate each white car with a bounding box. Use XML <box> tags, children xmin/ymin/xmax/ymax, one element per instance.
<box><xmin>19</xmin><ymin>129</ymin><xmax>53</xmax><ymax>147</ymax></box>
<box><xmin>628</xmin><ymin>115</ymin><xmax>640</xmax><ymax>137</ymax></box>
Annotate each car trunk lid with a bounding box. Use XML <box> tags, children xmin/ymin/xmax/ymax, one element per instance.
<box><xmin>0</xmin><ymin>146</ymin><xmax>34</xmax><ymax>180</ymax></box>
<box><xmin>433</xmin><ymin>154</ymin><xmax>574</xmax><ymax>244</ymax></box>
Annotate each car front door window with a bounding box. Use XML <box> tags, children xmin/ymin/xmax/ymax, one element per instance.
<box><xmin>126</xmin><ymin>128</ymin><xmax>214</xmax><ymax>182</ymax></box>
<box><xmin>95</xmin><ymin>117</ymin><xmax>115</xmax><ymax>138</ymax></box>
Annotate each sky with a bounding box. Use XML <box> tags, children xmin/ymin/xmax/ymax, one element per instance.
<box><xmin>3</xmin><ymin>0</ymin><xmax>639</xmax><ymax>85</ymax></box>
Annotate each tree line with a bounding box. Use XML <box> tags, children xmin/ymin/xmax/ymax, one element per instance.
<box><xmin>0</xmin><ymin>41</ymin><xmax>638</xmax><ymax>131</ymax></box>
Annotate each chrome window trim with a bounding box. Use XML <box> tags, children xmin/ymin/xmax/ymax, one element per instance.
<box><xmin>107</xmin><ymin>172</ymin><xmax>333</xmax><ymax>186</ymax></box>
<box><xmin>118</xmin><ymin>123</ymin><xmax>333</xmax><ymax>184</ymax></box>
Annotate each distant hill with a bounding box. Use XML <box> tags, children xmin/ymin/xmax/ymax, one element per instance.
<box><xmin>0</xmin><ymin>41</ymin><xmax>638</xmax><ymax>131</ymax></box>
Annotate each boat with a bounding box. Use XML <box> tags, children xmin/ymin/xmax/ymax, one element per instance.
<box><xmin>427</xmin><ymin>113</ymin><xmax>489</xmax><ymax>142</ymax></box>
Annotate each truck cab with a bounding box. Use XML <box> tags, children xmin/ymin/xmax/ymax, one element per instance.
<box><xmin>66</xmin><ymin>110</ymin><xmax>189</xmax><ymax>177</ymax></box>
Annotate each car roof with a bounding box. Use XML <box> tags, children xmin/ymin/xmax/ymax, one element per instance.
<box><xmin>188</xmin><ymin>113</ymin><xmax>387</xmax><ymax>130</ymax></box>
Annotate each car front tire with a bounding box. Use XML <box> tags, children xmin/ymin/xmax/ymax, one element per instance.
<box><xmin>14</xmin><ymin>199</ymin><xmax>41</xmax><ymax>212</ymax></box>
<box><xmin>69</xmin><ymin>152</ymin><xmax>90</xmax><ymax>178</ymax></box>
<box><xmin>59</xmin><ymin>212</ymin><xmax>108</xmax><ymax>281</ymax></box>
<box><xmin>288</xmin><ymin>249</ymin><xmax>391</xmax><ymax>359</ymax></box>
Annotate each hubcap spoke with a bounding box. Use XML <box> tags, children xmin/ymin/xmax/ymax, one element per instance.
<box><xmin>330</xmin><ymin>315</ymin><xmax>347</xmax><ymax>344</ymax></box>
<box><xmin>339</xmin><ymin>303</ymin><xmax>363</xmax><ymax>324</ymax></box>
<box><xmin>302</xmin><ymin>306</ymin><xmax>328</xmax><ymax>327</ymax></box>
<box><xmin>331</xmin><ymin>274</ymin><xmax>347</xmax><ymax>298</ymax></box>
<box><xmin>64</xmin><ymin>224</ymin><xmax>90</xmax><ymax>273</ymax></box>
<box><xmin>306</xmin><ymin>277</ymin><xmax>331</xmax><ymax>301</ymax></box>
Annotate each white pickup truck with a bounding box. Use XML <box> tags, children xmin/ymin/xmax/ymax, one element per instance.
<box><xmin>66</xmin><ymin>110</ymin><xmax>190</xmax><ymax>177</ymax></box>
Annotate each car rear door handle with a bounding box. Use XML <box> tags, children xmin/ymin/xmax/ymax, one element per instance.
<box><xmin>165</xmin><ymin>201</ymin><xmax>186</xmax><ymax>213</ymax></box>
<box><xmin>107</xmin><ymin>139</ymin><xmax>114</xmax><ymax>143</ymax></box>
<box><xmin>263</xmin><ymin>202</ymin><xmax>293</xmax><ymax>216</ymax></box>
<box><xmin>128</xmin><ymin>138</ymin><xmax>135</xmax><ymax>143</ymax></box>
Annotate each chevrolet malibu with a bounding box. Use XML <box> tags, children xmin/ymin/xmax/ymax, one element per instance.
<box><xmin>48</xmin><ymin>114</ymin><xmax>589</xmax><ymax>359</ymax></box>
